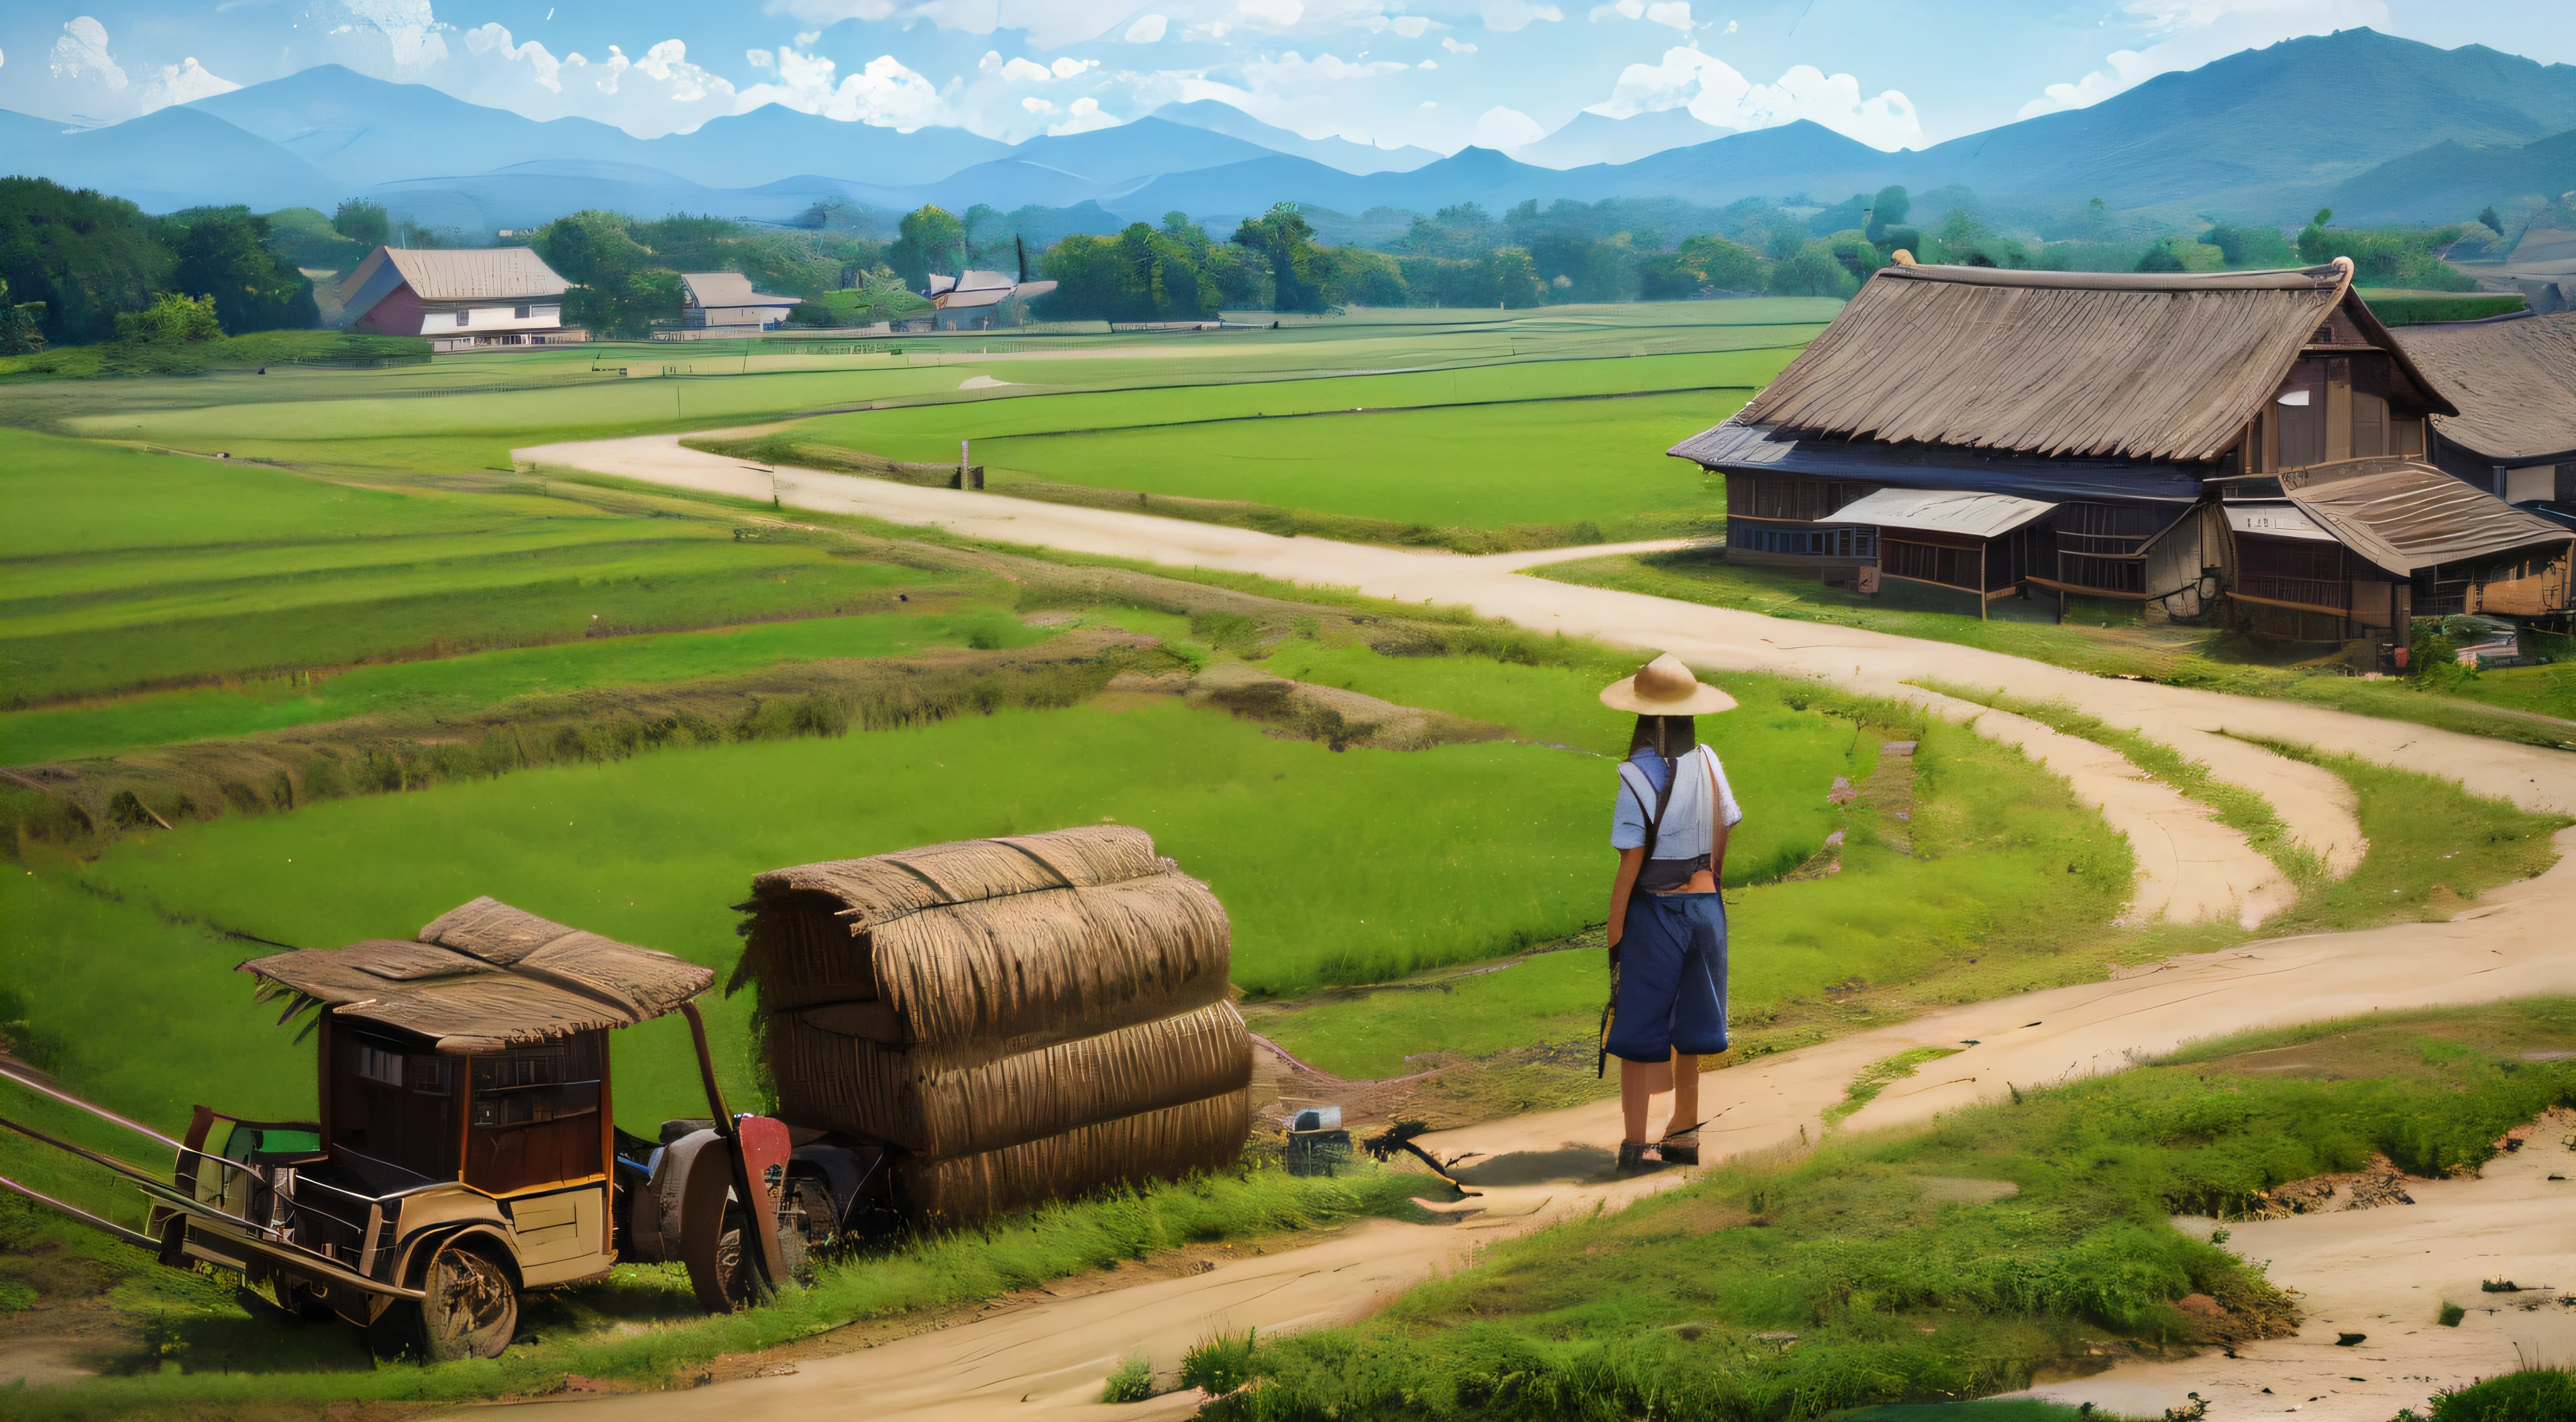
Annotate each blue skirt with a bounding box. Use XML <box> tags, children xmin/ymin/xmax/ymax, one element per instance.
<box><xmin>1606</xmin><ymin>890</ymin><xmax>1729</xmax><ymax>1062</ymax></box>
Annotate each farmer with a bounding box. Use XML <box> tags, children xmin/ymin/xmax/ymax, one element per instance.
<box><xmin>1600</xmin><ymin>653</ymin><xmax>1739</xmax><ymax>1171</ymax></box>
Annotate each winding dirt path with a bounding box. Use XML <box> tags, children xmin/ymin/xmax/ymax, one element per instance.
<box><xmin>489</xmin><ymin>434</ymin><xmax>2576</xmax><ymax>1421</ymax></box>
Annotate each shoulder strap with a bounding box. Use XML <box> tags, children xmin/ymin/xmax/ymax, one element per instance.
<box><xmin>1624</xmin><ymin>755</ymin><xmax>1680</xmax><ymax>861</ymax></box>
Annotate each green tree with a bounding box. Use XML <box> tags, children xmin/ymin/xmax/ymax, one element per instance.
<box><xmin>332</xmin><ymin>199</ymin><xmax>389</xmax><ymax>248</ymax></box>
<box><xmin>0</xmin><ymin>176</ymin><xmax>174</xmax><ymax>346</ymax></box>
<box><xmin>164</xmin><ymin>207</ymin><xmax>318</xmax><ymax>334</ymax></box>
<box><xmin>0</xmin><ymin>273</ymin><xmax>44</xmax><ymax>354</ymax></box>
<box><xmin>1037</xmin><ymin>222</ymin><xmax>1217</xmax><ymax>322</ymax></box>
<box><xmin>1489</xmin><ymin>247</ymin><xmax>1546</xmax><ymax>308</ymax></box>
<box><xmin>889</xmin><ymin>205</ymin><xmax>966</xmax><ymax>288</ymax></box>
<box><xmin>1866</xmin><ymin>184</ymin><xmax>1909</xmax><ymax>243</ymax></box>
<box><xmin>1201</xmin><ymin>242</ymin><xmax>1272</xmax><ymax>310</ymax></box>
<box><xmin>2477</xmin><ymin>206</ymin><xmax>2503</xmax><ymax>235</ymax></box>
<box><xmin>114</xmin><ymin>291</ymin><xmax>223</xmax><ymax>345</ymax></box>
<box><xmin>1768</xmin><ymin>241</ymin><xmax>1860</xmax><ymax>296</ymax></box>
<box><xmin>1232</xmin><ymin>205</ymin><xmax>1327</xmax><ymax>312</ymax></box>
<box><xmin>533</xmin><ymin>210</ymin><xmax>680</xmax><ymax>338</ymax></box>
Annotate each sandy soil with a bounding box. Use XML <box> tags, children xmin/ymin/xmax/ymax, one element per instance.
<box><xmin>2010</xmin><ymin>1109</ymin><xmax>2576</xmax><ymax>1422</ymax></box>
<box><xmin>474</xmin><ymin>435</ymin><xmax>2576</xmax><ymax>1421</ymax></box>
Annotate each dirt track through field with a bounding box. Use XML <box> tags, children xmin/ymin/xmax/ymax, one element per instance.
<box><xmin>491</xmin><ymin>434</ymin><xmax>2576</xmax><ymax>1421</ymax></box>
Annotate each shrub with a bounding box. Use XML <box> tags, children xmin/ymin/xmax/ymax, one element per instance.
<box><xmin>1183</xmin><ymin>1329</ymin><xmax>1258</xmax><ymax>1396</ymax></box>
<box><xmin>2427</xmin><ymin>1368</ymin><xmax>2576</xmax><ymax>1422</ymax></box>
<box><xmin>113</xmin><ymin>291</ymin><xmax>223</xmax><ymax>345</ymax></box>
<box><xmin>1102</xmin><ymin>1355</ymin><xmax>1154</xmax><ymax>1403</ymax></box>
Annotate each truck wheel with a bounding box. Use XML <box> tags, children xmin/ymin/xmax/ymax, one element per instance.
<box><xmin>419</xmin><ymin>1240</ymin><xmax>519</xmax><ymax>1361</ymax></box>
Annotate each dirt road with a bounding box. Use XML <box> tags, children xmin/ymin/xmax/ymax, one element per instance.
<box><xmin>489</xmin><ymin>434</ymin><xmax>2576</xmax><ymax>1421</ymax></box>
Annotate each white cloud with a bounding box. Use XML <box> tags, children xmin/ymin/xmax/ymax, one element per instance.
<box><xmin>140</xmin><ymin>56</ymin><xmax>239</xmax><ymax>107</ymax></box>
<box><xmin>2019</xmin><ymin>0</ymin><xmax>2385</xmax><ymax>117</ymax></box>
<box><xmin>49</xmin><ymin>17</ymin><xmax>125</xmax><ymax>95</ymax></box>
<box><xmin>1364</xmin><ymin>13</ymin><xmax>1433</xmax><ymax>36</ymax></box>
<box><xmin>765</xmin><ymin>0</ymin><xmax>1135</xmax><ymax>47</ymax></box>
<box><xmin>794</xmin><ymin>30</ymin><xmax>822</xmax><ymax>44</ymax></box>
<box><xmin>466</xmin><ymin>23</ymin><xmax>567</xmax><ymax>93</ymax></box>
<box><xmin>1240</xmin><ymin>0</ymin><xmax>1305</xmax><ymax>25</ymax></box>
<box><xmin>1051</xmin><ymin>56</ymin><xmax>1096</xmax><ymax>77</ymax></box>
<box><xmin>329</xmin><ymin>0</ymin><xmax>451</xmax><ymax>72</ymax></box>
<box><xmin>747</xmin><ymin>48</ymin><xmax>775</xmax><ymax>68</ymax></box>
<box><xmin>1472</xmin><ymin>103</ymin><xmax>1544</xmax><ymax>148</ymax></box>
<box><xmin>733</xmin><ymin>48</ymin><xmax>948</xmax><ymax>129</ymax></box>
<box><xmin>1442</xmin><ymin>36</ymin><xmax>1477</xmax><ymax>52</ymax></box>
<box><xmin>1418</xmin><ymin>58</ymin><xmax>1437</xmax><ymax>67</ymax></box>
<box><xmin>1000</xmin><ymin>56</ymin><xmax>1051</xmax><ymax>81</ymax></box>
<box><xmin>1645</xmin><ymin>1</ymin><xmax>1691</xmax><ymax>27</ymax></box>
<box><xmin>1589</xmin><ymin>46</ymin><xmax>1923</xmax><ymax>150</ymax></box>
<box><xmin>1126</xmin><ymin>13</ymin><xmax>1169</xmax><ymax>42</ymax></box>
<box><xmin>1479</xmin><ymin>1</ymin><xmax>1563</xmax><ymax>32</ymax></box>
<box><xmin>1047</xmin><ymin>94</ymin><xmax>1119</xmax><ymax>134</ymax></box>
<box><xmin>1022</xmin><ymin>95</ymin><xmax>1054</xmax><ymax>112</ymax></box>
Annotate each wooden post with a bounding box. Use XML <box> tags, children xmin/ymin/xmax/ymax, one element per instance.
<box><xmin>1978</xmin><ymin>545</ymin><xmax>1988</xmax><ymax>620</ymax></box>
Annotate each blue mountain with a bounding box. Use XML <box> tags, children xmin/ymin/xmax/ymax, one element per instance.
<box><xmin>1148</xmin><ymin>100</ymin><xmax>1441</xmax><ymax>175</ymax></box>
<box><xmin>0</xmin><ymin>103</ymin><xmax>336</xmax><ymax>213</ymax></box>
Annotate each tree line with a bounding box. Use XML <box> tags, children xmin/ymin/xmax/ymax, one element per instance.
<box><xmin>0</xmin><ymin>177</ymin><xmax>321</xmax><ymax>351</ymax></box>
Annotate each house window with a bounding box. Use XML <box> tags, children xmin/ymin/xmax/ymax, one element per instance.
<box><xmin>514</xmin><ymin>305</ymin><xmax>531</xmax><ymax>319</ymax></box>
<box><xmin>455</xmin><ymin>311</ymin><xmax>470</xmax><ymax>327</ymax></box>
<box><xmin>357</xmin><ymin>1043</ymin><xmax>403</xmax><ymax>1087</ymax></box>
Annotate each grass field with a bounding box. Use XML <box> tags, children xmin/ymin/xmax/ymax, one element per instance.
<box><xmin>1210</xmin><ymin>1000</ymin><xmax>2576</xmax><ymax>1422</ymax></box>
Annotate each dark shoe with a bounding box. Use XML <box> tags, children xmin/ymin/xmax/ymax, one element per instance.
<box><xmin>1658</xmin><ymin>1137</ymin><xmax>1700</xmax><ymax>1166</ymax></box>
<box><xmin>1616</xmin><ymin>1141</ymin><xmax>1664</xmax><ymax>1172</ymax></box>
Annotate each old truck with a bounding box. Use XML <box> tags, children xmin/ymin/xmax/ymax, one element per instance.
<box><xmin>0</xmin><ymin>828</ymin><xmax>1251</xmax><ymax>1361</ymax></box>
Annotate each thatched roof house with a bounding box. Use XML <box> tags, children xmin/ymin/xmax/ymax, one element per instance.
<box><xmin>2394</xmin><ymin>311</ymin><xmax>2576</xmax><ymax>510</ymax></box>
<box><xmin>1673</xmin><ymin>258</ymin><xmax>2573</xmax><ymax>638</ymax></box>
<box><xmin>735</xmin><ymin>826</ymin><xmax>1250</xmax><ymax>1223</ymax></box>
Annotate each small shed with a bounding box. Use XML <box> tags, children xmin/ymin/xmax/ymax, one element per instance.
<box><xmin>925</xmin><ymin>269</ymin><xmax>1059</xmax><ymax>331</ymax></box>
<box><xmin>733</xmin><ymin>826</ymin><xmax>1250</xmax><ymax>1224</ymax></box>
<box><xmin>679</xmin><ymin>273</ymin><xmax>801</xmax><ymax>333</ymax></box>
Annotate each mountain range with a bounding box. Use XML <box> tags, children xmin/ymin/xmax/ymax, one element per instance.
<box><xmin>1</xmin><ymin>30</ymin><xmax>2569</xmax><ymax>235</ymax></box>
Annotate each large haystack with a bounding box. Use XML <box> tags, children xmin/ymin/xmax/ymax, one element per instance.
<box><xmin>735</xmin><ymin>826</ymin><xmax>1252</xmax><ymax>1223</ymax></box>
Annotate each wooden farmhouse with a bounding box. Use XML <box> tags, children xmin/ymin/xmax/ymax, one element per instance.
<box><xmin>677</xmin><ymin>272</ymin><xmax>800</xmax><ymax>337</ymax></box>
<box><xmin>1670</xmin><ymin>258</ymin><xmax>2576</xmax><ymax>641</ymax></box>
<box><xmin>340</xmin><ymin>246</ymin><xmax>583</xmax><ymax>353</ymax></box>
<box><xmin>2394</xmin><ymin>311</ymin><xmax>2576</xmax><ymax>512</ymax></box>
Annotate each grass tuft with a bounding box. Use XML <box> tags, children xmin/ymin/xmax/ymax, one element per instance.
<box><xmin>1102</xmin><ymin>1354</ymin><xmax>1155</xmax><ymax>1403</ymax></box>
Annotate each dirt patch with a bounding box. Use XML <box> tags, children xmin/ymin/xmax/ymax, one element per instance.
<box><xmin>2241</xmin><ymin>1153</ymin><xmax>2424</xmax><ymax>1219</ymax></box>
<box><xmin>1106</xmin><ymin>662</ymin><xmax>1505</xmax><ymax>753</ymax></box>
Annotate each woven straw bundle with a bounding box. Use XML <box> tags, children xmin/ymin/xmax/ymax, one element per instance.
<box><xmin>738</xmin><ymin>826</ymin><xmax>1252</xmax><ymax>1222</ymax></box>
<box><xmin>771</xmin><ymin>999</ymin><xmax>1252</xmax><ymax>1157</ymax></box>
<box><xmin>898</xmin><ymin>1089</ymin><xmax>1255</xmax><ymax>1224</ymax></box>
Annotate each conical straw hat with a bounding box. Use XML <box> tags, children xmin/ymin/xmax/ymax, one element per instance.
<box><xmin>1598</xmin><ymin>653</ymin><xmax>1737</xmax><ymax>715</ymax></box>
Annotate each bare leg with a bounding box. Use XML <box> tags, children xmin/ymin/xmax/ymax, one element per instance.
<box><xmin>1619</xmin><ymin>1056</ymin><xmax>1671</xmax><ymax>1145</ymax></box>
<box><xmin>1669</xmin><ymin>1052</ymin><xmax>1700</xmax><ymax>1138</ymax></box>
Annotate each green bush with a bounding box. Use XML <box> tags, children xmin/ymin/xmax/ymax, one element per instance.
<box><xmin>1102</xmin><ymin>1355</ymin><xmax>1155</xmax><ymax>1403</ymax></box>
<box><xmin>112</xmin><ymin>290</ymin><xmax>222</xmax><ymax>345</ymax></box>
<box><xmin>1183</xmin><ymin>1329</ymin><xmax>1258</xmax><ymax>1397</ymax></box>
<box><xmin>2426</xmin><ymin>1368</ymin><xmax>2576</xmax><ymax>1422</ymax></box>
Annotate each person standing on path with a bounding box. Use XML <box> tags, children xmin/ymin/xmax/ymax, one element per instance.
<box><xmin>1601</xmin><ymin>653</ymin><xmax>1741</xmax><ymax>1171</ymax></box>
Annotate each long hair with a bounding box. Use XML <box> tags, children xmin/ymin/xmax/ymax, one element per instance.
<box><xmin>1628</xmin><ymin>714</ymin><xmax>1696</xmax><ymax>758</ymax></box>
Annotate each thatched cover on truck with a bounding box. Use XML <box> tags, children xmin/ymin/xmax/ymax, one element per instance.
<box><xmin>1730</xmin><ymin>261</ymin><xmax>2451</xmax><ymax>463</ymax></box>
<box><xmin>239</xmin><ymin>897</ymin><xmax>714</xmax><ymax>1052</ymax></box>
<box><xmin>735</xmin><ymin>826</ymin><xmax>1251</xmax><ymax>1223</ymax></box>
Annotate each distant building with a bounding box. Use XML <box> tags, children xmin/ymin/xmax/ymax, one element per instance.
<box><xmin>2393</xmin><ymin>311</ymin><xmax>2576</xmax><ymax>514</ymax></box>
<box><xmin>678</xmin><ymin>272</ymin><xmax>800</xmax><ymax>336</ymax></box>
<box><xmin>926</xmin><ymin>269</ymin><xmax>1057</xmax><ymax>331</ymax></box>
<box><xmin>339</xmin><ymin>245</ymin><xmax>583</xmax><ymax>352</ymax></box>
<box><xmin>1666</xmin><ymin>258</ymin><xmax>2574</xmax><ymax>639</ymax></box>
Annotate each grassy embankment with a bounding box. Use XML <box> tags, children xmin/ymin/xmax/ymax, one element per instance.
<box><xmin>1199</xmin><ymin>1000</ymin><xmax>2576</xmax><ymax>1421</ymax></box>
<box><xmin>1539</xmin><ymin>547</ymin><xmax>2576</xmax><ymax>743</ymax></box>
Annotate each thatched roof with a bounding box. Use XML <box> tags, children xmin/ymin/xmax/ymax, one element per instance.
<box><xmin>898</xmin><ymin>1087</ymin><xmax>1254</xmax><ymax>1225</ymax></box>
<box><xmin>239</xmin><ymin>897</ymin><xmax>713</xmax><ymax>1053</ymax></box>
<box><xmin>1725</xmin><ymin>261</ymin><xmax>2451</xmax><ymax>463</ymax></box>
<box><xmin>2394</xmin><ymin>312</ymin><xmax>2576</xmax><ymax>465</ymax></box>
<box><xmin>736</xmin><ymin>826</ymin><xmax>1231</xmax><ymax>1052</ymax></box>
<box><xmin>2276</xmin><ymin>459</ymin><xmax>2574</xmax><ymax>576</ymax></box>
<box><xmin>1668</xmin><ymin>415</ymin><xmax>2207</xmax><ymax>502</ymax></box>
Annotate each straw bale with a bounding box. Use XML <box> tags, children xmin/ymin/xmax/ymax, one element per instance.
<box><xmin>897</xmin><ymin>1088</ymin><xmax>1254</xmax><ymax>1225</ymax></box>
<box><xmin>750</xmin><ymin>826</ymin><xmax>1164</xmax><ymax>931</ymax></box>
<box><xmin>739</xmin><ymin>865</ymin><xmax>1230</xmax><ymax>1047</ymax></box>
<box><xmin>769</xmin><ymin>1001</ymin><xmax>1252</xmax><ymax>1156</ymax></box>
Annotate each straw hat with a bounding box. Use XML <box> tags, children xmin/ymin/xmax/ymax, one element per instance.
<box><xmin>1599</xmin><ymin>653</ymin><xmax>1737</xmax><ymax>715</ymax></box>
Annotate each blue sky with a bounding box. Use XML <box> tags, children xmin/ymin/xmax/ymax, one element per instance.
<box><xmin>3</xmin><ymin>0</ymin><xmax>2569</xmax><ymax>153</ymax></box>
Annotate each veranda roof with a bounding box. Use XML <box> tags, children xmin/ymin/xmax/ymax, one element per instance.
<box><xmin>2394</xmin><ymin>311</ymin><xmax>2576</xmax><ymax>465</ymax></box>
<box><xmin>1667</xmin><ymin>416</ymin><xmax>2207</xmax><ymax>503</ymax></box>
<box><xmin>1827</xmin><ymin>487</ymin><xmax>2059</xmax><ymax>539</ymax></box>
<box><xmin>1730</xmin><ymin>261</ymin><xmax>2451</xmax><ymax>463</ymax></box>
<box><xmin>239</xmin><ymin>897</ymin><xmax>712</xmax><ymax>1052</ymax></box>
<box><xmin>2277</xmin><ymin>458</ymin><xmax>2575</xmax><ymax>576</ymax></box>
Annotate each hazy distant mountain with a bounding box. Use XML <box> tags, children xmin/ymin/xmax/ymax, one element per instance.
<box><xmin>1516</xmin><ymin>109</ymin><xmax>1735</xmax><ymax>170</ymax></box>
<box><xmin>1909</xmin><ymin>28</ymin><xmax>2576</xmax><ymax>215</ymax></box>
<box><xmin>1149</xmin><ymin>101</ymin><xmax>1440</xmax><ymax>175</ymax></box>
<box><xmin>2328</xmin><ymin>127</ymin><xmax>2576</xmax><ymax>225</ymax></box>
<box><xmin>0</xmin><ymin>103</ymin><xmax>335</xmax><ymax>213</ymax></box>
<box><xmin>11</xmin><ymin>27</ymin><xmax>2576</xmax><ymax>233</ymax></box>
